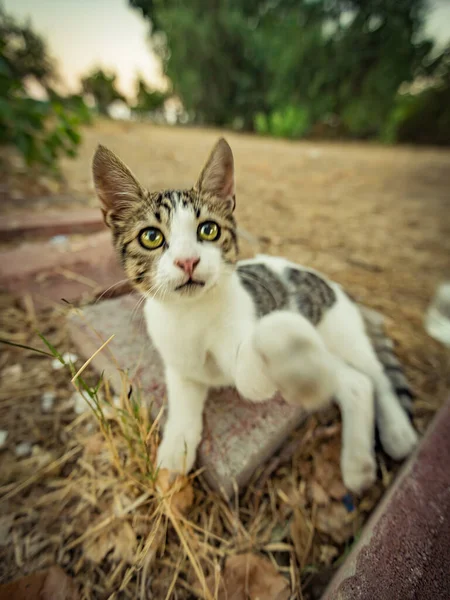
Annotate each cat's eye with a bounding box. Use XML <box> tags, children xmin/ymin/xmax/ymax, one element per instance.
<box><xmin>198</xmin><ymin>221</ymin><xmax>220</xmax><ymax>242</ymax></box>
<box><xmin>139</xmin><ymin>227</ymin><xmax>165</xmax><ymax>250</ymax></box>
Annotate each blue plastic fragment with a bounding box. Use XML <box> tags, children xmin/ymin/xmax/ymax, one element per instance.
<box><xmin>342</xmin><ymin>493</ymin><xmax>355</xmax><ymax>512</ymax></box>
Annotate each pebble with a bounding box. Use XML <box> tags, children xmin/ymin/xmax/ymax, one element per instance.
<box><xmin>71</xmin><ymin>391</ymin><xmax>89</xmax><ymax>415</ymax></box>
<box><xmin>50</xmin><ymin>235</ymin><xmax>69</xmax><ymax>246</ymax></box>
<box><xmin>2</xmin><ymin>364</ymin><xmax>23</xmax><ymax>380</ymax></box>
<box><xmin>41</xmin><ymin>391</ymin><xmax>56</xmax><ymax>413</ymax></box>
<box><xmin>15</xmin><ymin>441</ymin><xmax>32</xmax><ymax>458</ymax></box>
<box><xmin>425</xmin><ymin>282</ymin><xmax>450</xmax><ymax>347</ymax></box>
<box><xmin>0</xmin><ymin>430</ymin><xmax>8</xmax><ymax>448</ymax></box>
<box><xmin>52</xmin><ymin>352</ymin><xmax>79</xmax><ymax>370</ymax></box>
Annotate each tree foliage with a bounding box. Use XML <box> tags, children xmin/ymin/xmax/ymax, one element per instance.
<box><xmin>0</xmin><ymin>8</ymin><xmax>88</xmax><ymax>171</ymax></box>
<box><xmin>133</xmin><ymin>76</ymin><xmax>168</xmax><ymax>117</ymax></box>
<box><xmin>81</xmin><ymin>68</ymin><xmax>126</xmax><ymax>115</ymax></box>
<box><xmin>130</xmin><ymin>0</ymin><xmax>446</xmax><ymax>141</ymax></box>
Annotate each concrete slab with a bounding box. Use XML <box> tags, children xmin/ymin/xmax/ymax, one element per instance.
<box><xmin>68</xmin><ymin>295</ymin><xmax>306</xmax><ymax>497</ymax></box>
<box><xmin>0</xmin><ymin>232</ymin><xmax>126</xmax><ymax>308</ymax></box>
<box><xmin>323</xmin><ymin>396</ymin><xmax>450</xmax><ymax>600</ymax></box>
<box><xmin>0</xmin><ymin>208</ymin><xmax>104</xmax><ymax>241</ymax></box>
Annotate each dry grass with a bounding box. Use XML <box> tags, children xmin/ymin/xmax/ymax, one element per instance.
<box><xmin>1</xmin><ymin>122</ymin><xmax>450</xmax><ymax>598</ymax></box>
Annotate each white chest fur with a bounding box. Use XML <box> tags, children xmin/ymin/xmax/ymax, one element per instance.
<box><xmin>144</xmin><ymin>274</ymin><xmax>255</xmax><ymax>386</ymax></box>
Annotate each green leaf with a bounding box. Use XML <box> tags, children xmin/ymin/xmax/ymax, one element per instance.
<box><xmin>0</xmin><ymin>337</ymin><xmax>53</xmax><ymax>358</ymax></box>
<box><xmin>36</xmin><ymin>332</ymin><xmax>65</xmax><ymax>364</ymax></box>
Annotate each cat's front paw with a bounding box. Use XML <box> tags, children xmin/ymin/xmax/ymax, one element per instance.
<box><xmin>157</xmin><ymin>430</ymin><xmax>199</xmax><ymax>475</ymax></box>
<box><xmin>341</xmin><ymin>452</ymin><xmax>377</xmax><ymax>495</ymax></box>
<box><xmin>253</xmin><ymin>311</ymin><xmax>336</xmax><ymax>410</ymax></box>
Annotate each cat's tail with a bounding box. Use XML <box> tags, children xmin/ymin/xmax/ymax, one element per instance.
<box><xmin>359</xmin><ymin>305</ymin><xmax>414</xmax><ymax>417</ymax></box>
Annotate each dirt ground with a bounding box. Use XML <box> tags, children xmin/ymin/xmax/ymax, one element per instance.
<box><xmin>1</xmin><ymin>121</ymin><xmax>450</xmax><ymax>599</ymax></box>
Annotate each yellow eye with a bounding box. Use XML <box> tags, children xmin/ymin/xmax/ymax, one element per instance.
<box><xmin>139</xmin><ymin>228</ymin><xmax>165</xmax><ymax>250</ymax></box>
<box><xmin>198</xmin><ymin>221</ymin><xmax>220</xmax><ymax>242</ymax></box>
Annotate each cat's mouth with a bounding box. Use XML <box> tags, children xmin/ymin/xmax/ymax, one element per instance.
<box><xmin>175</xmin><ymin>278</ymin><xmax>206</xmax><ymax>292</ymax></box>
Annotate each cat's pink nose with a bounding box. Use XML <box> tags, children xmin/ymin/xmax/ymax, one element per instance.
<box><xmin>174</xmin><ymin>257</ymin><xmax>200</xmax><ymax>277</ymax></box>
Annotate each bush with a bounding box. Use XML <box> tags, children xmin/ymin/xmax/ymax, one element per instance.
<box><xmin>381</xmin><ymin>77</ymin><xmax>450</xmax><ymax>146</ymax></box>
<box><xmin>0</xmin><ymin>8</ymin><xmax>87</xmax><ymax>172</ymax></box>
<box><xmin>254</xmin><ymin>105</ymin><xmax>311</xmax><ymax>139</ymax></box>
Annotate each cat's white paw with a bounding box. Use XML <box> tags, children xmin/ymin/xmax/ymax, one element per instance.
<box><xmin>157</xmin><ymin>430</ymin><xmax>199</xmax><ymax>475</ymax></box>
<box><xmin>379</xmin><ymin>412</ymin><xmax>418</xmax><ymax>460</ymax></box>
<box><xmin>341</xmin><ymin>452</ymin><xmax>377</xmax><ymax>495</ymax></box>
<box><xmin>253</xmin><ymin>311</ymin><xmax>336</xmax><ymax>410</ymax></box>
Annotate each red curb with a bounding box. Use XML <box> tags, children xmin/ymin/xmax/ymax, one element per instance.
<box><xmin>323</xmin><ymin>396</ymin><xmax>450</xmax><ymax>600</ymax></box>
<box><xmin>0</xmin><ymin>209</ymin><xmax>105</xmax><ymax>241</ymax></box>
<box><xmin>0</xmin><ymin>232</ymin><xmax>126</xmax><ymax>308</ymax></box>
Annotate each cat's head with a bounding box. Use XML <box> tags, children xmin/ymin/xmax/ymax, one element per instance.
<box><xmin>92</xmin><ymin>138</ymin><xmax>238</xmax><ymax>302</ymax></box>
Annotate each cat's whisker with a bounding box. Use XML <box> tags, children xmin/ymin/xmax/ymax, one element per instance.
<box><xmin>94</xmin><ymin>279</ymin><xmax>131</xmax><ymax>305</ymax></box>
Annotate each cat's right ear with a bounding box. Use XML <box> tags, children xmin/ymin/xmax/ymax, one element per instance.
<box><xmin>92</xmin><ymin>145</ymin><xmax>143</xmax><ymax>226</ymax></box>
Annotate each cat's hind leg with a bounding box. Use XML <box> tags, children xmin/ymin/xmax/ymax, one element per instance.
<box><xmin>319</xmin><ymin>294</ymin><xmax>418</xmax><ymax>460</ymax></box>
<box><xmin>331</xmin><ymin>356</ymin><xmax>377</xmax><ymax>494</ymax></box>
<box><xmin>244</xmin><ymin>310</ymin><xmax>376</xmax><ymax>493</ymax></box>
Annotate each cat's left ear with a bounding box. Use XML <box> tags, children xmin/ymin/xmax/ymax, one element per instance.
<box><xmin>194</xmin><ymin>138</ymin><xmax>235</xmax><ymax>211</ymax></box>
<box><xmin>92</xmin><ymin>144</ymin><xmax>144</xmax><ymax>225</ymax></box>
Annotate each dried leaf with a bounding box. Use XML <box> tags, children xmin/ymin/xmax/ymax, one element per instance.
<box><xmin>83</xmin><ymin>520</ymin><xmax>136</xmax><ymax>564</ymax></box>
<box><xmin>156</xmin><ymin>468</ymin><xmax>194</xmax><ymax>515</ymax></box>
<box><xmin>0</xmin><ymin>566</ymin><xmax>79</xmax><ymax>600</ymax></box>
<box><xmin>316</xmin><ymin>502</ymin><xmax>355</xmax><ymax>544</ymax></box>
<box><xmin>308</xmin><ymin>481</ymin><xmax>330</xmax><ymax>506</ymax></box>
<box><xmin>319</xmin><ymin>544</ymin><xmax>339</xmax><ymax>566</ymax></box>
<box><xmin>290</xmin><ymin>507</ymin><xmax>313</xmax><ymax>566</ymax></box>
<box><xmin>201</xmin><ymin>553</ymin><xmax>290</xmax><ymax>600</ymax></box>
<box><xmin>0</xmin><ymin>515</ymin><xmax>13</xmax><ymax>547</ymax></box>
<box><xmin>328</xmin><ymin>479</ymin><xmax>347</xmax><ymax>501</ymax></box>
<box><xmin>83</xmin><ymin>433</ymin><xmax>104</xmax><ymax>456</ymax></box>
<box><xmin>313</xmin><ymin>458</ymin><xmax>337</xmax><ymax>489</ymax></box>
<box><xmin>111</xmin><ymin>521</ymin><xmax>136</xmax><ymax>563</ymax></box>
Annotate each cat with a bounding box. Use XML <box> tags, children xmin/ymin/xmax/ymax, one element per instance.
<box><xmin>92</xmin><ymin>137</ymin><xmax>418</xmax><ymax>494</ymax></box>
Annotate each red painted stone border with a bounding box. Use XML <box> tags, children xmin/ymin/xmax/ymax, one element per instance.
<box><xmin>323</xmin><ymin>396</ymin><xmax>450</xmax><ymax>600</ymax></box>
<box><xmin>0</xmin><ymin>231</ymin><xmax>126</xmax><ymax>308</ymax></box>
<box><xmin>0</xmin><ymin>209</ymin><xmax>104</xmax><ymax>241</ymax></box>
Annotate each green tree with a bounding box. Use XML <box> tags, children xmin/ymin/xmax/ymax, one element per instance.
<box><xmin>81</xmin><ymin>68</ymin><xmax>126</xmax><ymax>115</ymax></box>
<box><xmin>133</xmin><ymin>76</ymin><xmax>168</xmax><ymax>117</ymax></box>
<box><xmin>130</xmin><ymin>0</ymin><xmax>442</xmax><ymax>139</ymax></box>
<box><xmin>0</xmin><ymin>7</ymin><xmax>86</xmax><ymax>170</ymax></box>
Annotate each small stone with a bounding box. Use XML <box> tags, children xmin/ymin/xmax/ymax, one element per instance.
<box><xmin>38</xmin><ymin>175</ymin><xmax>61</xmax><ymax>194</ymax></box>
<box><xmin>0</xmin><ymin>430</ymin><xmax>8</xmax><ymax>448</ymax></box>
<box><xmin>425</xmin><ymin>282</ymin><xmax>450</xmax><ymax>347</ymax></box>
<box><xmin>63</xmin><ymin>352</ymin><xmax>79</xmax><ymax>363</ymax></box>
<box><xmin>2</xmin><ymin>364</ymin><xmax>23</xmax><ymax>380</ymax></box>
<box><xmin>52</xmin><ymin>352</ymin><xmax>78</xmax><ymax>370</ymax></box>
<box><xmin>41</xmin><ymin>391</ymin><xmax>56</xmax><ymax>413</ymax></box>
<box><xmin>15</xmin><ymin>441</ymin><xmax>32</xmax><ymax>457</ymax></box>
<box><xmin>50</xmin><ymin>235</ymin><xmax>69</xmax><ymax>246</ymax></box>
<box><xmin>71</xmin><ymin>391</ymin><xmax>89</xmax><ymax>415</ymax></box>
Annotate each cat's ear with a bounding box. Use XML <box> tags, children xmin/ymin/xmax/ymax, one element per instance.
<box><xmin>195</xmin><ymin>138</ymin><xmax>235</xmax><ymax>210</ymax></box>
<box><xmin>92</xmin><ymin>144</ymin><xmax>143</xmax><ymax>225</ymax></box>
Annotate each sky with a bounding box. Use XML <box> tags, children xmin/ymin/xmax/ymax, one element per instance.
<box><xmin>3</xmin><ymin>0</ymin><xmax>450</xmax><ymax>101</ymax></box>
<box><xmin>2</xmin><ymin>0</ymin><xmax>165</xmax><ymax>100</ymax></box>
